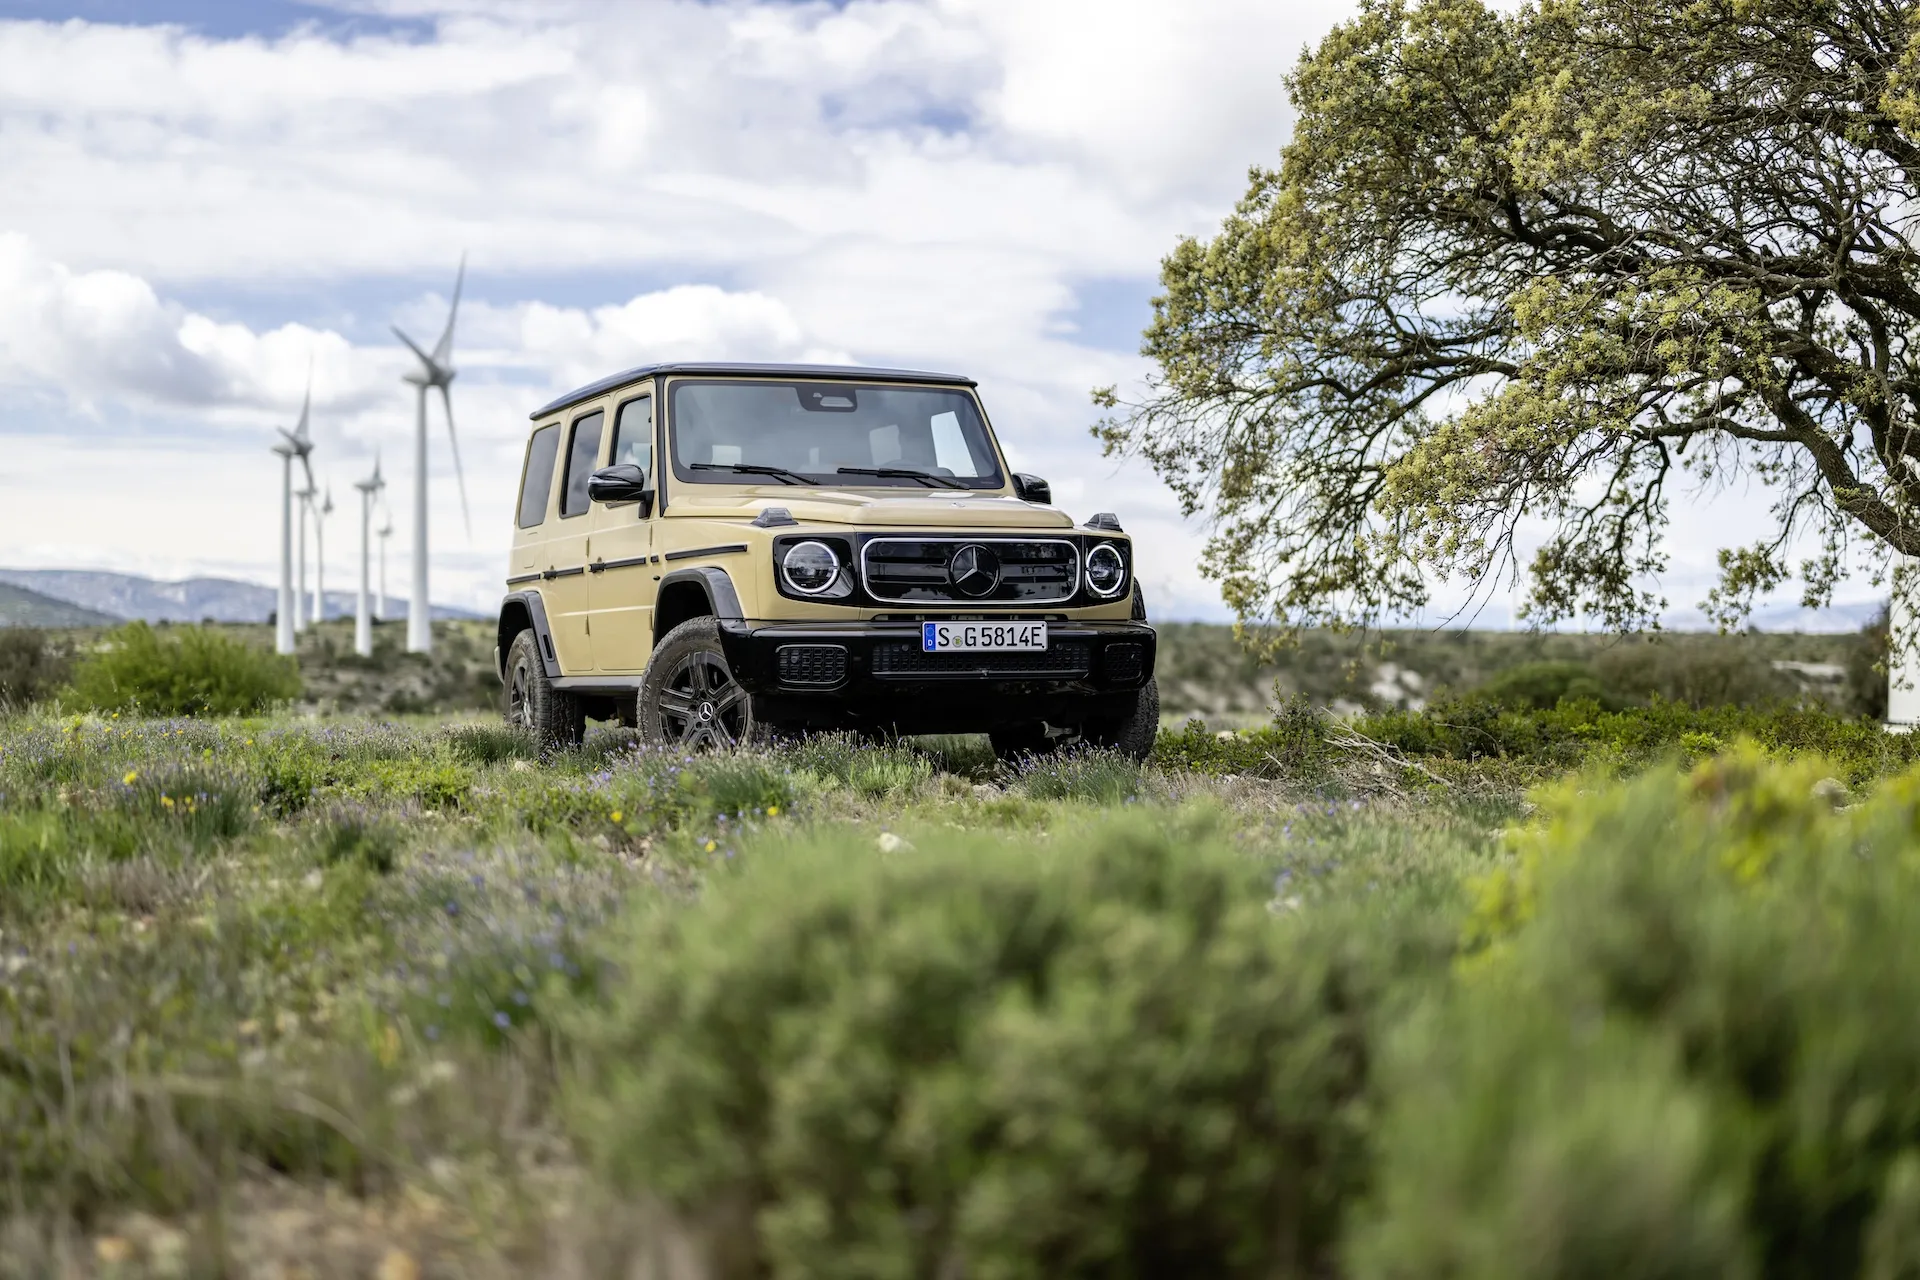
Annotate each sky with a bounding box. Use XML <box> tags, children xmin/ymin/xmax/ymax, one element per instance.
<box><xmin>0</xmin><ymin>0</ymin><xmax>1883</xmax><ymax>627</ymax></box>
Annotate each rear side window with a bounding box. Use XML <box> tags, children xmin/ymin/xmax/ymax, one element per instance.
<box><xmin>611</xmin><ymin>395</ymin><xmax>652</xmax><ymax>480</ymax></box>
<box><xmin>517</xmin><ymin>424</ymin><xmax>561</xmax><ymax>529</ymax></box>
<box><xmin>560</xmin><ymin>409</ymin><xmax>605</xmax><ymax>518</ymax></box>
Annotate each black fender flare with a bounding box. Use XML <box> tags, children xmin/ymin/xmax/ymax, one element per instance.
<box><xmin>654</xmin><ymin>566</ymin><xmax>744</xmax><ymax>640</ymax></box>
<box><xmin>497</xmin><ymin>590</ymin><xmax>562</xmax><ymax>680</ymax></box>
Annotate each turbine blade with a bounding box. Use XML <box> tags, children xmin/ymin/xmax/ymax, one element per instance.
<box><xmin>433</xmin><ymin>253</ymin><xmax>465</xmax><ymax>366</ymax></box>
<box><xmin>392</xmin><ymin>325</ymin><xmax>433</xmax><ymax>368</ymax></box>
<box><xmin>296</xmin><ymin>356</ymin><xmax>313</xmax><ymax>442</ymax></box>
<box><xmin>439</xmin><ymin>383</ymin><xmax>471</xmax><ymax>539</ymax></box>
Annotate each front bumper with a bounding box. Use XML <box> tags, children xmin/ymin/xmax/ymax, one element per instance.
<box><xmin>717</xmin><ymin>619</ymin><xmax>1156</xmax><ymax>735</ymax></box>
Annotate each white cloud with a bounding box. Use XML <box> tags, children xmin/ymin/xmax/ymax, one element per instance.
<box><xmin>9</xmin><ymin>0</ymin><xmax>1842</xmax><ymax>628</ymax></box>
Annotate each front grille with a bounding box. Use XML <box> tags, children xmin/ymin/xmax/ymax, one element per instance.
<box><xmin>776</xmin><ymin>644</ymin><xmax>848</xmax><ymax>685</ymax></box>
<box><xmin>1102</xmin><ymin>642</ymin><xmax>1145</xmax><ymax>683</ymax></box>
<box><xmin>870</xmin><ymin>641</ymin><xmax>1091</xmax><ymax>679</ymax></box>
<box><xmin>862</xmin><ymin>538</ymin><xmax>1078</xmax><ymax>604</ymax></box>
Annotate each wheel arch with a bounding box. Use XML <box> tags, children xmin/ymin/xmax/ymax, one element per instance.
<box><xmin>653</xmin><ymin>567</ymin><xmax>743</xmax><ymax>642</ymax></box>
<box><xmin>496</xmin><ymin>591</ymin><xmax>562</xmax><ymax>680</ymax></box>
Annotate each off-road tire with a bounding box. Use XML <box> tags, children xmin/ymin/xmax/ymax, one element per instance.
<box><xmin>639</xmin><ymin>616</ymin><xmax>759</xmax><ymax>750</ymax></box>
<box><xmin>504</xmin><ymin>628</ymin><xmax>584</xmax><ymax>754</ymax></box>
<box><xmin>1081</xmin><ymin>678</ymin><xmax>1159</xmax><ymax>763</ymax></box>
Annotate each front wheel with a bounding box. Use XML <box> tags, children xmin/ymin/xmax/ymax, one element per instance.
<box><xmin>639</xmin><ymin>616</ymin><xmax>758</xmax><ymax>750</ymax></box>
<box><xmin>1079</xmin><ymin>679</ymin><xmax>1159</xmax><ymax>763</ymax></box>
<box><xmin>504</xmin><ymin>628</ymin><xmax>584</xmax><ymax>753</ymax></box>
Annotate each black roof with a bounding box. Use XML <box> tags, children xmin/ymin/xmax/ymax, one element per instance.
<box><xmin>529</xmin><ymin>361</ymin><xmax>976</xmax><ymax>420</ymax></box>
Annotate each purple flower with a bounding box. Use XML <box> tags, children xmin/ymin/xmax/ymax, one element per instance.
<box><xmin>493</xmin><ymin>1011</ymin><xmax>511</xmax><ymax>1029</ymax></box>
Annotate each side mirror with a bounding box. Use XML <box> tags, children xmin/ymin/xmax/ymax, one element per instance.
<box><xmin>1013</xmin><ymin>472</ymin><xmax>1052</xmax><ymax>505</ymax></box>
<box><xmin>589</xmin><ymin>464</ymin><xmax>653</xmax><ymax>516</ymax></box>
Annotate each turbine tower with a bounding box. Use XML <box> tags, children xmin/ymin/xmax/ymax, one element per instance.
<box><xmin>393</xmin><ymin>256</ymin><xmax>471</xmax><ymax>655</ymax></box>
<box><xmin>295</xmin><ymin>481</ymin><xmax>316</xmax><ymax>633</ymax></box>
<box><xmin>270</xmin><ymin>382</ymin><xmax>315</xmax><ymax>656</ymax></box>
<box><xmin>313</xmin><ymin>486</ymin><xmax>334</xmax><ymax>623</ymax></box>
<box><xmin>377</xmin><ymin>510</ymin><xmax>393</xmax><ymax>621</ymax></box>
<box><xmin>355</xmin><ymin>456</ymin><xmax>386</xmax><ymax>657</ymax></box>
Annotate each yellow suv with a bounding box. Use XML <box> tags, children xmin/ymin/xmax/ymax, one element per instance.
<box><xmin>495</xmin><ymin>363</ymin><xmax>1157</xmax><ymax>759</ymax></box>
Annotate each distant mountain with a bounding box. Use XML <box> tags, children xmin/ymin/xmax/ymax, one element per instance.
<box><xmin>0</xmin><ymin>581</ymin><xmax>120</xmax><ymax>628</ymax></box>
<box><xmin>0</xmin><ymin>569</ymin><xmax>484</xmax><ymax>625</ymax></box>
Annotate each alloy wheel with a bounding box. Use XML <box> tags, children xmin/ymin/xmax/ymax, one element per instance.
<box><xmin>656</xmin><ymin>650</ymin><xmax>750</xmax><ymax>749</ymax></box>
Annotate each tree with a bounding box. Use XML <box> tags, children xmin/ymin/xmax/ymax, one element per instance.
<box><xmin>1097</xmin><ymin>0</ymin><xmax>1920</xmax><ymax>632</ymax></box>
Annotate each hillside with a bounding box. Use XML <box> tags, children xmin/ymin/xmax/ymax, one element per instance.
<box><xmin>0</xmin><ymin>581</ymin><xmax>118</xmax><ymax>628</ymax></box>
<box><xmin>0</xmin><ymin>568</ymin><xmax>483</xmax><ymax>624</ymax></box>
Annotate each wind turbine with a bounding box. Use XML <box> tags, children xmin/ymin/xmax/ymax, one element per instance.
<box><xmin>313</xmin><ymin>486</ymin><xmax>334</xmax><ymax>624</ymax></box>
<box><xmin>393</xmin><ymin>255</ymin><xmax>471</xmax><ymax>655</ymax></box>
<box><xmin>355</xmin><ymin>456</ymin><xmax>386</xmax><ymax>657</ymax></box>
<box><xmin>377</xmin><ymin>509</ymin><xmax>394</xmax><ymax>621</ymax></box>
<box><xmin>295</xmin><ymin>480</ymin><xmax>316</xmax><ymax>634</ymax></box>
<box><xmin>270</xmin><ymin>381</ymin><xmax>315</xmax><ymax>655</ymax></box>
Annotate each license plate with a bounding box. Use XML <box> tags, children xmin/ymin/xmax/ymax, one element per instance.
<box><xmin>921</xmin><ymin>621</ymin><xmax>1048</xmax><ymax>652</ymax></box>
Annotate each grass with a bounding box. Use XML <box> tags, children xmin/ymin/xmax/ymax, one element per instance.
<box><xmin>0</xmin><ymin>706</ymin><xmax>1507</xmax><ymax>1275</ymax></box>
<box><xmin>4</xmin><ymin>694</ymin><xmax>1919</xmax><ymax>1275</ymax></box>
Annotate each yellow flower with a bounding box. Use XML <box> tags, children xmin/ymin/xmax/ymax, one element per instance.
<box><xmin>609</xmin><ymin>810</ymin><xmax>624</xmax><ymax>823</ymax></box>
<box><xmin>160</xmin><ymin>795</ymin><xmax>175</xmax><ymax>808</ymax></box>
<box><xmin>766</xmin><ymin>805</ymin><xmax>780</xmax><ymax>817</ymax></box>
<box><xmin>704</xmin><ymin>840</ymin><xmax>717</xmax><ymax>852</ymax></box>
<box><xmin>123</xmin><ymin>771</ymin><xmax>138</xmax><ymax>785</ymax></box>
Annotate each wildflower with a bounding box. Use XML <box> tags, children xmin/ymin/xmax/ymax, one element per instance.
<box><xmin>704</xmin><ymin>840</ymin><xmax>718</xmax><ymax>852</ymax></box>
<box><xmin>609</xmin><ymin>810</ymin><xmax>623</xmax><ymax>823</ymax></box>
<box><xmin>767</xmin><ymin>805</ymin><xmax>780</xmax><ymax>817</ymax></box>
<box><xmin>123</xmin><ymin>770</ymin><xmax>138</xmax><ymax>785</ymax></box>
<box><xmin>492</xmin><ymin>1011</ymin><xmax>511</xmax><ymax>1030</ymax></box>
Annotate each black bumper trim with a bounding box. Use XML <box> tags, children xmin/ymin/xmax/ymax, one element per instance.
<box><xmin>717</xmin><ymin>619</ymin><xmax>1156</xmax><ymax>734</ymax></box>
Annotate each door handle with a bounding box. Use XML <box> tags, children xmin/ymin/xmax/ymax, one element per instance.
<box><xmin>588</xmin><ymin>560</ymin><xmax>606</xmax><ymax>574</ymax></box>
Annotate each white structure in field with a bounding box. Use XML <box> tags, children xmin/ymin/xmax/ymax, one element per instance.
<box><xmin>270</xmin><ymin>383</ymin><xmax>315</xmax><ymax>656</ymax></box>
<box><xmin>313</xmin><ymin>487</ymin><xmax>333</xmax><ymax>623</ymax></box>
<box><xmin>377</xmin><ymin>512</ymin><xmax>393</xmax><ymax>620</ymax></box>
<box><xmin>354</xmin><ymin>457</ymin><xmax>386</xmax><ymax>657</ymax></box>
<box><xmin>1892</xmin><ymin>557</ymin><xmax>1920</xmax><ymax>727</ymax></box>
<box><xmin>393</xmin><ymin>256</ymin><xmax>471</xmax><ymax>656</ymax></box>
<box><xmin>295</xmin><ymin>481</ymin><xmax>315</xmax><ymax>633</ymax></box>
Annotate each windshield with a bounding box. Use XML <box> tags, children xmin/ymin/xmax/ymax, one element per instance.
<box><xmin>668</xmin><ymin>379</ymin><xmax>1005</xmax><ymax>489</ymax></box>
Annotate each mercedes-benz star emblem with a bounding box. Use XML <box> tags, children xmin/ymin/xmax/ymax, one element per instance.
<box><xmin>948</xmin><ymin>544</ymin><xmax>1001</xmax><ymax>597</ymax></box>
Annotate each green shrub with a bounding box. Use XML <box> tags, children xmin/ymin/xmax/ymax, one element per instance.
<box><xmin>1013</xmin><ymin>745</ymin><xmax>1141</xmax><ymax>802</ymax></box>
<box><xmin>441</xmin><ymin>722</ymin><xmax>536</xmax><ymax>765</ymax></box>
<box><xmin>304</xmin><ymin>802</ymin><xmax>404</xmax><ymax>873</ymax></box>
<box><xmin>563</xmin><ymin>814</ymin><xmax>1446</xmax><ymax>1279</ymax></box>
<box><xmin>1475</xmin><ymin>659</ymin><xmax>1613</xmax><ymax>710</ymax></box>
<box><xmin>0</xmin><ymin>629</ymin><xmax>74</xmax><ymax>711</ymax></box>
<box><xmin>1355</xmin><ymin>751</ymin><xmax>1920</xmax><ymax>1278</ymax></box>
<box><xmin>67</xmin><ymin>622</ymin><xmax>299</xmax><ymax>717</ymax></box>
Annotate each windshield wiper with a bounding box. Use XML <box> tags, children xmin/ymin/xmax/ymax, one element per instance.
<box><xmin>836</xmin><ymin>465</ymin><xmax>966</xmax><ymax>490</ymax></box>
<box><xmin>691</xmin><ymin>462</ymin><xmax>810</xmax><ymax>486</ymax></box>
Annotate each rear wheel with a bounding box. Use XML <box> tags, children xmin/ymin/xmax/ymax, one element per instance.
<box><xmin>504</xmin><ymin>628</ymin><xmax>584</xmax><ymax>754</ymax></box>
<box><xmin>639</xmin><ymin>616</ymin><xmax>757</xmax><ymax>750</ymax></box>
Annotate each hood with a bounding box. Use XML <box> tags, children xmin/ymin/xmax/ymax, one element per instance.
<box><xmin>664</xmin><ymin>487</ymin><xmax>1079</xmax><ymax>530</ymax></box>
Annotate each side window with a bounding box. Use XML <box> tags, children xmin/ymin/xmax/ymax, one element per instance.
<box><xmin>517</xmin><ymin>424</ymin><xmax>561</xmax><ymax>529</ymax></box>
<box><xmin>610</xmin><ymin>395</ymin><xmax>653</xmax><ymax>483</ymax></box>
<box><xmin>559</xmin><ymin>409</ymin><xmax>606</xmax><ymax>518</ymax></box>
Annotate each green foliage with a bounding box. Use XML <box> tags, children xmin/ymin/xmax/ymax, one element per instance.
<box><xmin>1355</xmin><ymin>750</ymin><xmax>1920</xmax><ymax>1278</ymax></box>
<box><xmin>1097</xmin><ymin>0</ymin><xmax>1920</xmax><ymax>634</ymax></box>
<box><xmin>779</xmin><ymin>732</ymin><xmax>933</xmax><ymax>798</ymax></box>
<box><xmin>67</xmin><ymin>622</ymin><xmax>299</xmax><ymax>717</ymax></box>
<box><xmin>1012</xmin><ymin>745</ymin><xmax>1142</xmax><ymax>803</ymax></box>
<box><xmin>0</xmin><ymin>628</ymin><xmax>74</xmax><ymax>711</ymax></box>
<box><xmin>1477</xmin><ymin>659</ymin><xmax>1612</xmax><ymax>711</ymax></box>
<box><xmin>563</xmin><ymin>814</ymin><xmax>1444</xmax><ymax>1279</ymax></box>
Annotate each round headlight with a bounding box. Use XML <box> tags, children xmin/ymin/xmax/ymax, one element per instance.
<box><xmin>781</xmin><ymin>540</ymin><xmax>841</xmax><ymax>595</ymax></box>
<box><xmin>1086</xmin><ymin>542</ymin><xmax>1126</xmax><ymax>597</ymax></box>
